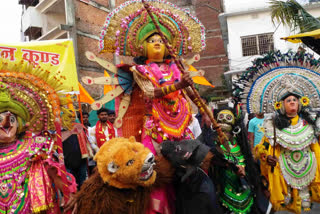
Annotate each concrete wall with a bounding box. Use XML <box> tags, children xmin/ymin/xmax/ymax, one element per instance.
<box><xmin>223</xmin><ymin>0</ymin><xmax>320</xmax><ymax>71</ymax></box>
<box><xmin>43</xmin><ymin>12</ymin><xmax>66</xmax><ymax>33</ymax></box>
<box><xmin>22</xmin><ymin>7</ymin><xmax>43</xmax><ymax>33</ymax></box>
<box><xmin>193</xmin><ymin>0</ymin><xmax>229</xmax><ymax>89</ymax></box>
<box><xmin>224</xmin><ymin>0</ymin><xmax>268</xmax><ymax>13</ymax></box>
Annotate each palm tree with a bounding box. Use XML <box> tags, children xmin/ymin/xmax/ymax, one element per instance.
<box><xmin>270</xmin><ymin>0</ymin><xmax>320</xmax><ymax>53</ymax></box>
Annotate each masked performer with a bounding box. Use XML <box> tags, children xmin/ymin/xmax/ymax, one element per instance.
<box><xmin>81</xmin><ymin>1</ymin><xmax>207</xmax><ymax>213</ymax></box>
<box><xmin>199</xmin><ymin>106</ymin><xmax>270</xmax><ymax>214</ymax></box>
<box><xmin>234</xmin><ymin>51</ymin><xmax>320</xmax><ymax>213</ymax></box>
<box><xmin>0</xmin><ymin>59</ymin><xmax>77</xmax><ymax>213</ymax></box>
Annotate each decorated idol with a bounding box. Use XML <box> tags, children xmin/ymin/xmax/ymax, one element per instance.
<box><xmin>0</xmin><ymin>59</ymin><xmax>76</xmax><ymax>213</ymax></box>
<box><xmin>234</xmin><ymin>51</ymin><xmax>320</xmax><ymax>213</ymax></box>
<box><xmin>80</xmin><ymin>1</ymin><xmax>212</xmax><ymax>213</ymax></box>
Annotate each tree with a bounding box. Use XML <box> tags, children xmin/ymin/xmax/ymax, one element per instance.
<box><xmin>270</xmin><ymin>0</ymin><xmax>320</xmax><ymax>53</ymax></box>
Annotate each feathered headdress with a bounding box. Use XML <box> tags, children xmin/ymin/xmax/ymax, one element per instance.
<box><xmin>233</xmin><ymin>51</ymin><xmax>320</xmax><ymax>114</ymax></box>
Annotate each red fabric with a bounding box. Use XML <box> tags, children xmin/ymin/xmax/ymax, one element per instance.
<box><xmin>95</xmin><ymin>121</ymin><xmax>116</xmax><ymax>148</ymax></box>
<box><xmin>106</xmin><ymin>121</ymin><xmax>116</xmax><ymax>139</ymax></box>
<box><xmin>77</xmin><ymin>129</ymin><xmax>89</xmax><ymax>158</ymax></box>
<box><xmin>53</xmin><ymin>120</ymin><xmax>73</xmax><ymax>212</ymax></box>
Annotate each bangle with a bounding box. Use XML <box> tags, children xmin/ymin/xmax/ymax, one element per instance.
<box><xmin>171</xmin><ymin>84</ymin><xmax>176</xmax><ymax>92</ymax></box>
<box><xmin>161</xmin><ymin>87</ymin><xmax>166</xmax><ymax>95</ymax></box>
<box><xmin>166</xmin><ymin>85</ymin><xmax>171</xmax><ymax>94</ymax></box>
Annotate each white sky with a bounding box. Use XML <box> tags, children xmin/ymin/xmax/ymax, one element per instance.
<box><xmin>0</xmin><ymin>0</ymin><xmax>313</xmax><ymax>43</ymax></box>
<box><xmin>0</xmin><ymin>1</ymin><xmax>22</xmax><ymax>43</ymax></box>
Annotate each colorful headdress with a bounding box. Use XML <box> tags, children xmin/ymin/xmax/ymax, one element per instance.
<box><xmin>99</xmin><ymin>0</ymin><xmax>206</xmax><ymax>57</ymax></box>
<box><xmin>233</xmin><ymin>51</ymin><xmax>320</xmax><ymax>114</ymax></box>
<box><xmin>0</xmin><ymin>59</ymin><xmax>75</xmax><ymax>134</ymax></box>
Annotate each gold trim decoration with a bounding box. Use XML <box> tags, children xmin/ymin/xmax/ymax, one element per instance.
<box><xmin>99</xmin><ymin>0</ymin><xmax>206</xmax><ymax>57</ymax></box>
<box><xmin>0</xmin><ymin>59</ymin><xmax>75</xmax><ymax>134</ymax></box>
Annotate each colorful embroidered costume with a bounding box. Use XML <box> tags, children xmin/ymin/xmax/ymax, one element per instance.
<box><xmin>219</xmin><ymin>141</ymin><xmax>254</xmax><ymax>214</ymax></box>
<box><xmin>207</xmin><ymin>107</ymin><xmax>269</xmax><ymax>214</ymax></box>
<box><xmin>133</xmin><ymin>62</ymin><xmax>194</xmax><ymax>152</ymax></box>
<box><xmin>0</xmin><ymin>59</ymin><xmax>77</xmax><ymax>213</ymax></box>
<box><xmin>234</xmin><ymin>51</ymin><xmax>320</xmax><ymax>213</ymax></box>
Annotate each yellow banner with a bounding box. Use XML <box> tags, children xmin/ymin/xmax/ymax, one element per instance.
<box><xmin>0</xmin><ymin>39</ymin><xmax>79</xmax><ymax>93</ymax></box>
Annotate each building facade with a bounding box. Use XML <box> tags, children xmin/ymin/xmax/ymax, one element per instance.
<box><xmin>19</xmin><ymin>0</ymin><xmax>229</xmax><ymax>99</ymax></box>
<box><xmin>219</xmin><ymin>0</ymin><xmax>320</xmax><ymax>85</ymax></box>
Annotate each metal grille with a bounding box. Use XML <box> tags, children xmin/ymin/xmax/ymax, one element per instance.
<box><xmin>241</xmin><ymin>33</ymin><xmax>274</xmax><ymax>56</ymax></box>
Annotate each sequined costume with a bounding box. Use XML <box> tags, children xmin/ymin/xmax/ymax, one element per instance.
<box><xmin>219</xmin><ymin>141</ymin><xmax>254</xmax><ymax>214</ymax></box>
<box><xmin>234</xmin><ymin>51</ymin><xmax>320</xmax><ymax>213</ymax></box>
<box><xmin>0</xmin><ymin>59</ymin><xmax>77</xmax><ymax>214</ymax></box>
<box><xmin>260</xmin><ymin>115</ymin><xmax>320</xmax><ymax>213</ymax></box>
<box><xmin>209</xmin><ymin>107</ymin><xmax>264</xmax><ymax>214</ymax></box>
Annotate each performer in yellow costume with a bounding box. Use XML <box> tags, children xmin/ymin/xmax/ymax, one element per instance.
<box><xmin>234</xmin><ymin>51</ymin><xmax>320</xmax><ymax>213</ymax></box>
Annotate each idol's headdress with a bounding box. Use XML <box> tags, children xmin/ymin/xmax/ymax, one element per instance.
<box><xmin>99</xmin><ymin>0</ymin><xmax>206</xmax><ymax>57</ymax></box>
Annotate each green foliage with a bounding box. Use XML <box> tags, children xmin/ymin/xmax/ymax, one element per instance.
<box><xmin>270</xmin><ymin>0</ymin><xmax>320</xmax><ymax>32</ymax></box>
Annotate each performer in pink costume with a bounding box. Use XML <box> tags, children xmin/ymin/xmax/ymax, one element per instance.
<box><xmin>0</xmin><ymin>59</ymin><xmax>76</xmax><ymax>214</ymax></box>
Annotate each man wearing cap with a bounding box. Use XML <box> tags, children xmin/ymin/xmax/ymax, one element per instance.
<box><xmin>88</xmin><ymin>108</ymin><xmax>118</xmax><ymax>153</ymax></box>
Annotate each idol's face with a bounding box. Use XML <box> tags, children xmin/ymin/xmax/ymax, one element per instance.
<box><xmin>146</xmin><ymin>34</ymin><xmax>166</xmax><ymax>62</ymax></box>
<box><xmin>0</xmin><ymin>111</ymin><xmax>18</xmax><ymax>143</ymax></box>
<box><xmin>217</xmin><ymin>110</ymin><xmax>235</xmax><ymax>132</ymax></box>
<box><xmin>283</xmin><ymin>95</ymin><xmax>299</xmax><ymax>117</ymax></box>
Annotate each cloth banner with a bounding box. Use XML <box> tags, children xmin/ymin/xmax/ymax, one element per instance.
<box><xmin>0</xmin><ymin>39</ymin><xmax>79</xmax><ymax>93</ymax></box>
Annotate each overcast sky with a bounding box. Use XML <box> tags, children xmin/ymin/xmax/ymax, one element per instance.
<box><xmin>0</xmin><ymin>1</ymin><xmax>22</xmax><ymax>43</ymax></box>
<box><xmin>0</xmin><ymin>0</ymin><xmax>313</xmax><ymax>43</ymax></box>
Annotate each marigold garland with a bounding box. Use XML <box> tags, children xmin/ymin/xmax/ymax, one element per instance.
<box><xmin>274</xmin><ymin>101</ymin><xmax>282</xmax><ymax>110</ymax></box>
<box><xmin>300</xmin><ymin>96</ymin><xmax>310</xmax><ymax>107</ymax></box>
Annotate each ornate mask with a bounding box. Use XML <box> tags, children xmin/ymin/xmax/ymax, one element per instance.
<box><xmin>217</xmin><ymin>110</ymin><xmax>235</xmax><ymax>132</ymax></box>
<box><xmin>146</xmin><ymin>34</ymin><xmax>166</xmax><ymax>62</ymax></box>
<box><xmin>0</xmin><ymin>111</ymin><xmax>18</xmax><ymax>143</ymax></box>
<box><xmin>283</xmin><ymin>95</ymin><xmax>299</xmax><ymax>117</ymax></box>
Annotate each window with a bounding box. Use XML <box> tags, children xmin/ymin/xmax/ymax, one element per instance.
<box><xmin>241</xmin><ymin>33</ymin><xmax>274</xmax><ymax>56</ymax></box>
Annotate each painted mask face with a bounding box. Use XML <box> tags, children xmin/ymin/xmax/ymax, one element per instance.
<box><xmin>0</xmin><ymin>111</ymin><xmax>18</xmax><ymax>143</ymax></box>
<box><xmin>283</xmin><ymin>95</ymin><xmax>299</xmax><ymax>117</ymax></box>
<box><xmin>217</xmin><ymin>110</ymin><xmax>235</xmax><ymax>132</ymax></box>
<box><xmin>146</xmin><ymin>34</ymin><xmax>166</xmax><ymax>61</ymax></box>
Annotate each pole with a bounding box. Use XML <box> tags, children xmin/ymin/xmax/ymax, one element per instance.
<box><xmin>78</xmin><ymin>94</ymin><xmax>84</xmax><ymax>125</ymax></box>
<box><xmin>271</xmin><ymin>115</ymin><xmax>276</xmax><ymax>173</ymax></box>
